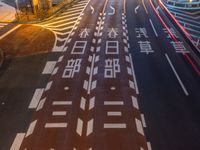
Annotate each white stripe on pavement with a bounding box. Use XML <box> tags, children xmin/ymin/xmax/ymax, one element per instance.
<box><xmin>10</xmin><ymin>133</ymin><xmax>25</xmax><ymax>150</ymax></box>
<box><xmin>45</xmin><ymin>123</ymin><xmax>67</xmax><ymax>128</ymax></box>
<box><xmin>149</xmin><ymin>19</ymin><xmax>158</xmax><ymax>37</ymax></box>
<box><xmin>165</xmin><ymin>53</ymin><xmax>189</xmax><ymax>96</ymax></box>
<box><xmin>28</xmin><ymin>89</ymin><xmax>44</xmax><ymax>109</ymax></box>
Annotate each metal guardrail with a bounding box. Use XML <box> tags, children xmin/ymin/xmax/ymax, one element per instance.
<box><xmin>165</xmin><ymin>0</ymin><xmax>200</xmax><ymax>9</ymax></box>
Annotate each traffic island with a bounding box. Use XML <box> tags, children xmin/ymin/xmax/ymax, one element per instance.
<box><xmin>0</xmin><ymin>25</ymin><xmax>55</xmax><ymax>58</ymax></box>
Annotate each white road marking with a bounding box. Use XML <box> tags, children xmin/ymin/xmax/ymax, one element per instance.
<box><xmin>129</xmin><ymin>54</ymin><xmax>139</xmax><ymax>94</ymax></box>
<box><xmin>147</xmin><ymin>142</ymin><xmax>152</xmax><ymax>150</ymax></box>
<box><xmin>149</xmin><ymin>19</ymin><xmax>158</xmax><ymax>37</ymax></box>
<box><xmin>104</xmin><ymin>123</ymin><xmax>126</xmax><ymax>128</ymax></box>
<box><xmin>89</xmin><ymin>97</ymin><xmax>95</xmax><ymax>110</ymax></box>
<box><xmin>141</xmin><ymin>114</ymin><xmax>147</xmax><ymax>127</ymax></box>
<box><xmin>135</xmin><ymin>118</ymin><xmax>144</xmax><ymax>135</ymax></box>
<box><xmin>76</xmin><ymin>118</ymin><xmax>83</xmax><ymax>136</ymax></box>
<box><xmin>135</xmin><ymin>5</ymin><xmax>140</xmax><ymax>14</ymax></box>
<box><xmin>129</xmin><ymin>80</ymin><xmax>135</xmax><ymax>89</ymax></box>
<box><xmin>80</xmin><ymin>97</ymin><xmax>86</xmax><ymax>110</ymax></box>
<box><xmin>71</xmin><ymin>41</ymin><xmax>87</xmax><ymax>54</ymax></box>
<box><xmin>132</xmin><ymin>96</ymin><xmax>139</xmax><ymax>109</ymax></box>
<box><xmin>45</xmin><ymin>81</ymin><xmax>53</xmax><ymax>91</ymax></box>
<box><xmin>165</xmin><ymin>54</ymin><xmax>189</xmax><ymax>96</ymax></box>
<box><xmin>42</xmin><ymin>61</ymin><xmax>57</xmax><ymax>74</ymax></box>
<box><xmin>36</xmin><ymin>98</ymin><xmax>46</xmax><ymax>111</ymax></box>
<box><xmin>45</xmin><ymin>123</ymin><xmax>67</xmax><ymax>128</ymax></box>
<box><xmin>104</xmin><ymin>101</ymin><xmax>124</xmax><ymax>105</ymax></box>
<box><xmin>52</xmin><ymin>111</ymin><xmax>67</xmax><ymax>116</ymax></box>
<box><xmin>0</xmin><ymin>25</ymin><xmax>21</xmax><ymax>40</ymax></box>
<box><xmin>108</xmin><ymin>6</ymin><xmax>115</xmax><ymax>15</ymax></box>
<box><xmin>52</xmin><ymin>101</ymin><xmax>72</xmax><ymax>105</ymax></box>
<box><xmin>10</xmin><ymin>133</ymin><xmax>25</xmax><ymax>150</ymax></box>
<box><xmin>52</xmin><ymin>67</ymin><xmax>59</xmax><ymax>75</ymax></box>
<box><xmin>25</xmin><ymin>120</ymin><xmax>37</xmax><ymax>137</ymax></box>
<box><xmin>86</xmin><ymin>119</ymin><xmax>94</xmax><ymax>136</ymax></box>
<box><xmin>28</xmin><ymin>89</ymin><xmax>44</xmax><ymax>109</ymax></box>
<box><xmin>107</xmin><ymin>111</ymin><xmax>122</xmax><ymax>116</ymax></box>
<box><xmin>106</xmin><ymin>41</ymin><xmax>119</xmax><ymax>54</ymax></box>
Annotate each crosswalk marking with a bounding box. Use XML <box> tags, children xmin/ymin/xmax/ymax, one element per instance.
<box><xmin>38</xmin><ymin>0</ymin><xmax>89</xmax><ymax>52</ymax></box>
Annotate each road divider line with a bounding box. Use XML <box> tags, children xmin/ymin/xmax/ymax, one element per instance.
<box><xmin>42</xmin><ymin>61</ymin><xmax>57</xmax><ymax>74</ymax></box>
<box><xmin>149</xmin><ymin>19</ymin><xmax>158</xmax><ymax>37</ymax></box>
<box><xmin>52</xmin><ymin>111</ymin><xmax>67</xmax><ymax>116</ymax></box>
<box><xmin>10</xmin><ymin>133</ymin><xmax>25</xmax><ymax>150</ymax></box>
<box><xmin>86</xmin><ymin>119</ymin><xmax>94</xmax><ymax>136</ymax></box>
<box><xmin>141</xmin><ymin>114</ymin><xmax>147</xmax><ymax>127</ymax></box>
<box><xmin>52</xmin><ymin>101</ymin><xmax>72</xmax><ymax>105</ymax></box>
<box><xmin>129</xmin><ymin>54</ymin><xmax>139</xmax><ymax>94</ymax></box>
<box><xmin>135</xmin><ymin>118</ymin><xmax>144</xmax><ymax>136</ymax></box>
<box><xmin>28</xmin><ymin>89</ymin><xmax>44</xmax><ymax>109</ymax></box>
<box><xmin>165</xmin><ymin>54</ymin><xmax>189</xmax><ymax>96</ymax></box>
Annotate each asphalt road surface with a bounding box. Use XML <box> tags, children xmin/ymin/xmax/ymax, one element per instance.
<box><xmin>1</xmin><ymin>0</ymin><xmax>200</xmax><ymax>149</ymax></box>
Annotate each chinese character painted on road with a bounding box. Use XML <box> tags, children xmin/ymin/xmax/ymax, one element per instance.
<box><xmin>79</xmin><ymin>28</ymin><xmax>90</xmax><ymax>38</ymax></box>
<box><xmin>163</xmin><ymin>28</ymin><xmax>179</xmax><ymax>39</ymax></box>
<box><xmin>170</xmin><ymin>41</ymin><xmax>189</xmax><ymax>53</ymax></box>
<box><xmin>71</xmin><ymin>41</ymin><xmax>87</xmax><ymax>54</ymax></box>
<box><xmin>138</xmin><ymin>41</ymin><xmax>154</xmax><ymax>54</ymax></box>
<box><xmin>104</xmin><ymin>59</ymin><xmax>120</xmax><ymax>78</ymax></box>
<box><xmin>135</xmin><ymin>28</ymin><xmax>148</xmax><ymax>38</ymax></box>
<box><xmin>106</xmin><ymin>41</ymin><xmax>119</xmax><ymax>54</ymax></box>
<box><xmin>62</xmin><ymin>59</ymin><xmax>82</xmax><ymax>78</ymax></box>
<box><xmin>108</xmin><ymin>28</ymin><xmax>118</xmax><ymax>38</ymax></box>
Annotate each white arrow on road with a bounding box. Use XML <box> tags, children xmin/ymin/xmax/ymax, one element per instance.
<box><xmin>135</xmin><ymin>5</ymin><xmax>140</xmax><ymax>14</ymax></box>
<box><xmin>90</xmin><ymin>5</ymin><xmax>94</xmax><ymax>14</ymax></box>
<box><xmin>108</xmin><ymin>6</ymin><xmax>115</xmax><ymax>15</ymax></box>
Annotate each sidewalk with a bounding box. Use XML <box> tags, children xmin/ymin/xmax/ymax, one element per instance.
<box><xmin>0</xmin><ymin>0</ymin><xmax>16</xmax><ymax>22</ymax></box>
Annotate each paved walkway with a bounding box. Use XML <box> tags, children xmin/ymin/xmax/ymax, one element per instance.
<box><xmin>0</xmin><ymin>0</ymin><xmax>16</xmax><ymax>22</ymax></box>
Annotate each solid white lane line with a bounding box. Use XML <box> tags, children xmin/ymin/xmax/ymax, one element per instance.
<box><xmin>129</xmin><ymin>54</ymin><xmax>139</xmax><ymax>94</ymax></box>
<box><xmin>42</xmin><ymin>61</ymin><xmax>56</xmax><ymax>74</ymax></box>
<box><xmin>52</xmin><ymin>101</ymin><xmax>72</xmax><ymax>105</ymax></box>
<box><xmin>107</xmin><ymin>111</ymin><xmax>122</xmax><ymax>116</ymax></box>
<box><xmin>10</xmin><ymin>133</ymin><xmax>25</xmax><ymax>150</ymax></box>
<box><xmin>165</xmin><ymin>54</ymin><xmax>189</xmax><ymax>96</ymax></box>
<box><xmin>104</xmin><ymin>123</ymin><xmax>126</xmax><ymax>128</ymax></box>
<box><xmin>52</xmin><ymin>111</ymin><xmax>67</xmax><ymax>116</ymax></box>
<box><xmin>28</xmin><ymin>89</ymin><xmax>44</xmax><ymax>109</ymax></box>
<box><xmin>45</xmin><ymin>123</ymin><xmax>67</xmax><ymax>128</ymax></box>
<box><xmin>0</xmin><ymin>25</ymin><xmax>21</xmax><ymax>40</ymax></box>
<box><xmin>25</xmin><ymin>120</ymin><xmax>37</xmax><ymax>137</ymax></box>
<box><xmin>104</xmin><ymin>101</ymin><xmax>124</xmax><ymax>105</ymax></box>
<box><xmin>149</xmin><ymin>19</ymin><xmax>158</xmax><ymax>37</ymax></box>
<box><xmin>76</xmin><ymin>118</ymin><xmax>83</xmax><ymax>136</ymax></box>
<box><xmin>141</xmin><ymin>114</ymin><xmax>147</xmax><ymax>127</ymax></box>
